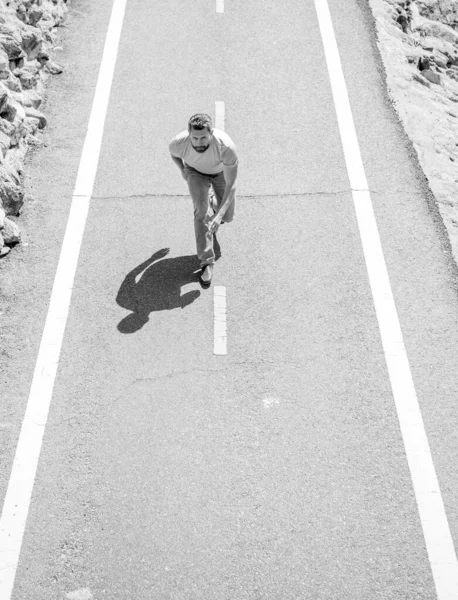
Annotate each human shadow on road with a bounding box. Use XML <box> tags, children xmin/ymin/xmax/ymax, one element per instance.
<box><xmin>116</xmin><ymin>248</ymin><xmax>201</xmax><ymax>333</ymax></box>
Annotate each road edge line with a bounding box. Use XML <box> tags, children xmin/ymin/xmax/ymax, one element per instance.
<box><xmin>314</xmin><ymin>0</ymin><xmax>458</xmax><ymax>597</ymax></box>
<box><xmin>0</xmin><ymin>1</ymin><xmax>127</xmax><ymax>597</ymax></box>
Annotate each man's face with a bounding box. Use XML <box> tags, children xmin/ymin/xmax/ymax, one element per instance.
<box><xmin>190</xmin><ymin>127</ymin><xmax>212</xmax><ymax>153</ymax></box>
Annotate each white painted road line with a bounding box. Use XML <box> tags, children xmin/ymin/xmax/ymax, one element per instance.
<box><xmin>214</xmin><ymin>286</ymin><xmax>227</xmax><ymax>355</ymax></box>
<box><xmin>216</xmin><ymin>0</ymin><xmax>224</xmax><ymax>14</ymax></box>
<box><xmin>213</xmin><ymin>103</ymin><xmax>225</xmax><ymax>353</ymax></box>
<box><xmin>0</xmin><ymin>0</ymin><xmax>127</xmax><ymax>597</ymax></box>
<box><xmin>314</xmin><ymin>0</ymin><xmax>458</xmax><ymax>598</ymax></box>
<box><xmin>215</xmin><ymin>100</ymin><xmax>225</xmax><ymax>131</ymax></box>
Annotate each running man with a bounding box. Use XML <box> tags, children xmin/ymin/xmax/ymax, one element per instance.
<box><xmin>169</xmin><ymin>113</ymin><xmax>238</xmax><ymax>286</ymax></box>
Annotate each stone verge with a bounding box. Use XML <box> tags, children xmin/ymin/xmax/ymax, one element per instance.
<box><xmin>368</xmin><ymin>0</ymin><xmax>458</xmax><ymax>263</ymax></box>
<box><xmin>0</xmin><ymin>0</ymin><xmax>67</xmax><ymax>257</ymax></box>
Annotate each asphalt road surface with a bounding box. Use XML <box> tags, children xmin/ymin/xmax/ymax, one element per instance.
<box><xmin>1</xmin><ymin>0</ymin><xmax>458</xmax><ymax>598</ymax></box>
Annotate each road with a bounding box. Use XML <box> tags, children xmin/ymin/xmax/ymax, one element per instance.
<box><xmin>1</xmin><ymin>0</ymin><xmax>458</xmax><ymax>598</ymax></box>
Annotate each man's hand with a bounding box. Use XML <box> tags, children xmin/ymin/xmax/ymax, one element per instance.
<box><xmin>153</xmin><ymin>247</ymin><xmax>170</xmax><ymax>260</ymax></box>
<box><xmin>208</xmin><ymin>214</ymin><xmax>222</xmax><ymax>235</ymax></box>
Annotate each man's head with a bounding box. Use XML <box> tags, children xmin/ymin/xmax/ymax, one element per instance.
<box><xmin>188</xmin><ymin>113</ymin><xmax>213</xmax><ymax>153</ymax></box>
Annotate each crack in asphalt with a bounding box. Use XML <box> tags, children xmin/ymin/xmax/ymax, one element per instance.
<box><xmin>125</xmin><ymin>358</ymin><xmax>287</xmax><ymax>386</ymax></box>
<box><xmin>88</xmin><ymin>188</ymin><xmax>423</xmax><ymax>201</ymax></box>
<box><xmin>90</xmin><ymin>190</ymin><xmax>358</xmax><ymax>201</ymax></box>
<box><xmin>45</xmin><ymin>358</ymin><xmax>291</xmax><ymax>427</ymax></box>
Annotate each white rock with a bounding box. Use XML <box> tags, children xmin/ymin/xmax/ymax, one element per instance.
<box><xmin>0</xmin><ymin>130</ymin><xmax>10</xmax><ymax>158</ymax></box>
<box><xmin>10</xmin><ymin>100</ymin><xmax>25</xmax><ymax>121</ymax></box>
<box><xmin>66</xmin><ymin>589</ymin><xmax>93</xmax><ymax>600</ymax></box>
<box><xmin>2</xmin><ymin>217</ymin><xmax>20</xmax><ymax>244</ymax></box>
<box><xmin>22</xmin><ymin>89</ymin><xmax>41</xmax><ymax>109</ymax></box>
<box><xmin>24</xmin><ymin>106</ymin><xmax>46</xmax><ymax>128</ymax></box>
<box><xmin>0</xmin><ymin>48</ymin><xmax>9</xmax><ymax>72</ymax></box>
<box><xmin>0</xmin><ymin>243</ymin><xmax>11</xmax><ymax>258</ymax></box>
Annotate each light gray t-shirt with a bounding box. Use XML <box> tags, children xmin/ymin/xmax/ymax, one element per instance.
<box><xmin>169</xmin><ymin>128</ymin><xmax>238</xmax><ymax>175</ymax></box>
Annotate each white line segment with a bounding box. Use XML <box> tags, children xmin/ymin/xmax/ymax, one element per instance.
<box><xmin>314</xmin><ymin>1</ymin><xmax>458</xmax><ymax>598</ymax></box>
<box><xmin>216</xmin><ymin>0</ymin><xmax>224</xmax><ymax>14</ymax></box>
<box><xmin>214</xmin><ymin>286</ymin><xmax>227</xmax><ymax>355</ymax></box>
<box><xmin>215</xmin><ymin>101</ymin><xmax>225</xmax><ymax>131</ymax></box>
<box><xmin>0</xmin><ymin>0</ymin><xmax>127</xmax><ymax>597</ymax></box>
<box><xmin>214</xmin><ymin>103</ymin><xmax>225</xmax><ymax>353</ymax></box>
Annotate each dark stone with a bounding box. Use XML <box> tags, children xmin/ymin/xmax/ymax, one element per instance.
<box><xmin>0</xmin><ymin>179</ymin><xmax>24</xmax><ymax>216</ymax></box>
<box><xmin>0</xmin><ymin>86</ymin><xmax>9</xmax><ymax>114</ymax></box>
<box><xmin>16</xmin><ymin>6</ymin><xmax>28</xmax><ymax>24</ymax></box>
<box><xmin>418</xmin><ymin>56</ymin><xmax>431</xmax><ymax>71</ymax></box>
<box><xmin>397</xmin><ymin>14</ymin><xmax>409</xmax><ymax>33</ymax></box>
<box><xmin>0</xmin><ymin>32</ymin><xmax>25</xmax><ymax>60</ymax></box>
<box><xmin>37</xmin><ymin>50</ymin><xmax>49</xmax><ymax>64</ymax></box>
<box><xmin>21</xmin><ymin>26</ymin><xmax>43</xmax><ymax>61</ymax></box>
<box><xmin>0</xmin><ymin>100</ymin><xmax>17</xmax><ymax>122</ymax></box>
<box><xmin>44</xmin><ymin>60</ymin><xmax>63</xmax><ymax>75</ymax></box>
<box><xmin>28</xmin><ymin>6</ymin><xmax>44</xmax><ymax>27</ymax></box>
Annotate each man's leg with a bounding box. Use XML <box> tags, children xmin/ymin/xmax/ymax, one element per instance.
<box><xmin>211</xmin><ymin>171</ymin><xmax>236</xmax><ymax>223</ymax></box>
<box><xmin>184</xmin><ymin>166</ymin><xmax>215</xmax><ymax>267</ymax></box>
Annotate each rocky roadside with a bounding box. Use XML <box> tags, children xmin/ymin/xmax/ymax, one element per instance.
<box><xmin>0</xmin><ymin>0</ymin><xmax>67</xmax><ymax>258</ymax></box>
<box><xmin>368</xmin><ymin>0</ymin><xmax>458</xmax><ymax>262</ymax></box>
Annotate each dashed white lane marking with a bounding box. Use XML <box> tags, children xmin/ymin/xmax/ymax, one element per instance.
<box><xmin>215</xmin><ymin>101</ymin><xmax>225</xmax><ymax>131</ymax></box>
<box><xmin>314</xmin><ymin>0</ymin><xmax>458</xmax><ymax>598</ymax></box>
<box><xmin>66</xmin><ymin>589</ymin><xmax>93</xmax><ymax>600</ymax></box>
<box><xmin>263</xmin><ymin>397</ymin><xmax>280</xmax><ymax>408</ymax></box>
<box><xmin>216</xmin><ymin>0</ymin><xmax>224</xmax><ymax>14</ymax></box>
<box><xmin>0</xmin><ymin>0</ymin><xmax>127</xmax><ymax>597</ymax></box>
<box><xmin>213</xmin><ymin>104</ymin><xmax>225</xmax><ymax>350</ymax></box>
<box><xmin>214</xmin><ymin>286</ymin><xmax>227</xmax><ymax>355</ymax></box>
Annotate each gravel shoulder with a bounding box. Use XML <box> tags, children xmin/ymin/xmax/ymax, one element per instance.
<box><xmin>368</xmin><ymin>0</ymin><xmax>458</xmax><ymax>262</ymax></box>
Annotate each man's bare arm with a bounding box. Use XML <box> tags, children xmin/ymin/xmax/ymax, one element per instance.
<box><xmin>221</xmin><ymin>164</ymin><xmax>238</xmax><ymax>202</ymax></box>
<box><xmin>170</xmin><ymin>154</ymin><xmax>187</xmax><ymax>180</ymax></box>
<box><xmin>209</xmin><ymin>164</ymin><xmax>238</xmax><ymax>233</ymax></box>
